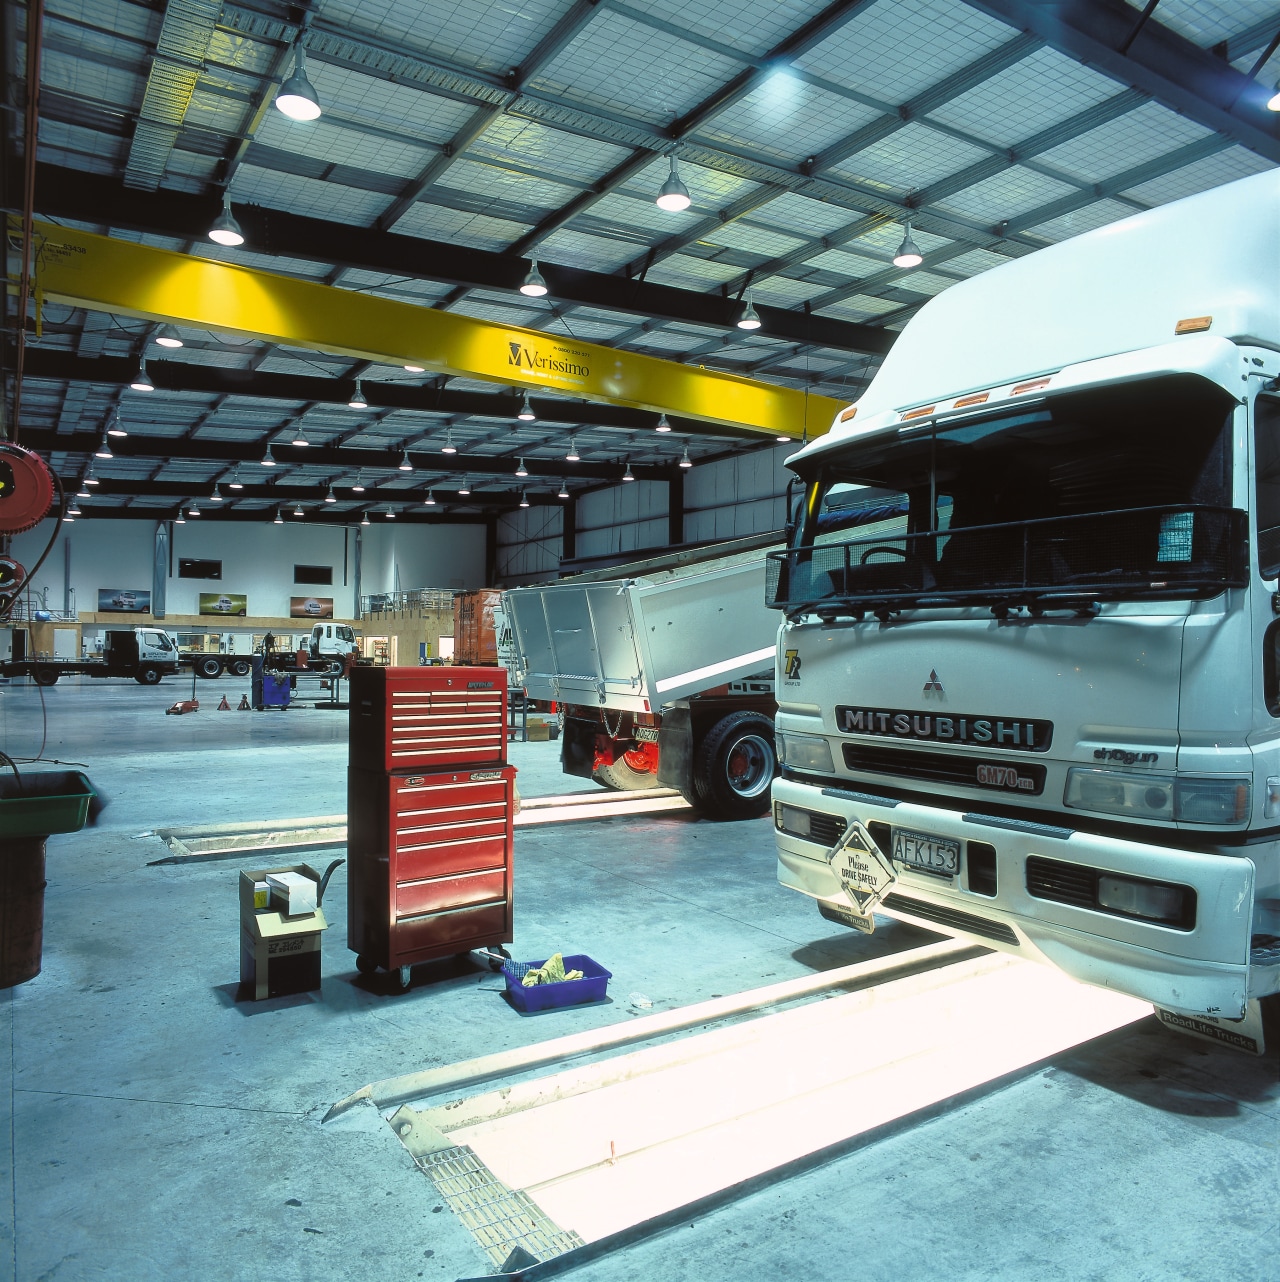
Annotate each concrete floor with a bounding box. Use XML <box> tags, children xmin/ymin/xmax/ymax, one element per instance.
<box><xmin>1</xmin><ymin>675</ymin><xmax>1276</xmax><ymax>1281</ymax></box>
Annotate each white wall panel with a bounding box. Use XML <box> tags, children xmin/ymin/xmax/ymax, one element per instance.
<box><xmin>576</xmin><ymin>482</ymin><xmax>668</xmax><ymax>559</ymax></box>
<box><xmin>683</xmin><ymin>445</ymin><xmax>794</xmax><ymax>544</ymax></box>
<box><xmin>11</xmin><ymin>518</ymin><xmax>486</xmax><ymax>617</ymax></box>
<box><xmin>495</xmin><ymin>507</ymin><xmax>563</xmax><ymax>584</ymax></box>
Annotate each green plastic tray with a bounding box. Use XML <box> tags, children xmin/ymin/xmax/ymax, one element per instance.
<box><xmin>0</xmin><ymin>770</ymin><xmax>95</xmax><ymax>839</ymax></box>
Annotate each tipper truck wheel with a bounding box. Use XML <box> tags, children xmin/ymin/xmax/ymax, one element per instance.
<box><xmin>230</xmin><ymin>659</ymin><xmax>251</xmax><ymax>677</ymax></box>
<box><xmin>594</xmin><ymin>743</ymin><xmax>659</xmax><ymax>791</ymax></box>
<box><xmin>693</xmin><ymin>711</ymin><xmax>778</xmax><ymax>820</ymax></box>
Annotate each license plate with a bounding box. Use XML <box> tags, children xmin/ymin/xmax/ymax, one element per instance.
<box><xmin>633</xmin><ymin>725</ymin><xmax>659</xmax><ymax>743</ymax></box>
<box><xmin>892</xmin><ymin>827</ymin><xmax>960</xmax><ymax>876</ymax></box>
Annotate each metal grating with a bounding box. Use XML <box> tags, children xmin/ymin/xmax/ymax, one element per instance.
<box><xmin>418</xmin><ymin>1145</ymin><xmax>585</xmax><ymax>1269</ymax></box>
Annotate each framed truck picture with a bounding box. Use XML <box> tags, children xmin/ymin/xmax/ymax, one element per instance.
<box><xmin>98</xmin><ymin>588</ymin><xmax>151</xmax><ymax>613</ymax></box>
<box><xmin>198</xmin><ymin>592</ymin><xmax>247</xmax><ymax>617</ymax></box>
<box><xmin>291</xmin><ymin>596</ymin><xmax>334</xmax><ymax>618</ymax></box>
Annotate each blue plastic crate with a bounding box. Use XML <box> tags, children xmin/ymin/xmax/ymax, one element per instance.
<box><xmin>502</xmin><ymin>954</ymin><xmax>611</xmax><ymax>1013</ymax></box>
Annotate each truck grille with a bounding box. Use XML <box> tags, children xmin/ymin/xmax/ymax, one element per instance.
<box><xmin>882</xmin><ymin>892</ymin><xmax>1019</xmax><ymax>945</ymax></box>
<box><xmin>1025</xmin><ymin>856</ymin><xmax>1096</xmax><ymax>909</ymax></box>
<box><xmin>842</xmin><ymin>743</ymin><xmax>1046</xmax><ymax>795</ymax></box>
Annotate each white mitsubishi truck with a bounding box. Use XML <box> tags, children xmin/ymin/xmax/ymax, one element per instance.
<box><xmin>769</xmin><ymin>167</ymin><xmax>1280</xmax><ymax>1031</ymax></box>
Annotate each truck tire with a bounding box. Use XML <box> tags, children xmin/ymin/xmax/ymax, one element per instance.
<box><xmin>229</xmin><ymin>659</ymin><xmax>251</xmax><ymax>677</ymax></box>
<box><xmin>136</xmin><ymin>665</ymin><xmax>162</xmax><ymax>685</ymax></box>
<box><xmin>197</xmin><ymin>656</ymin><xmax>222</xmax><ymax>679</ymax></box>
<box><xmin>692</xmin><ymin>711</ymin><xmax>777</xmax><ymax>820</ymax></box>
<box><xmin>32</xmin><ymin>668</ymin><xmax>59</xmax><ymax>687</ymax></box>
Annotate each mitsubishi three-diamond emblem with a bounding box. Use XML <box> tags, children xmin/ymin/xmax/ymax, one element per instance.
<box><xmin>923</xmin><ymin>669</ymin><xmax>944</xmax><ymax>694</ymax></box>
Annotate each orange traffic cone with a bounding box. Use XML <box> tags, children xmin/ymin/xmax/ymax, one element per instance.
<box><xmin>217</xmin><ymin>694</ymin><xmax>231</xmax><ymax>711</ymax></box>
<box><xmin>237</xmin><ymin>694</ymin><xmax>251</xmax><ymax>710</ymax></box>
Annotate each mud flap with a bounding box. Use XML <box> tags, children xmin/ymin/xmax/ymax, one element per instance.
<box><xmin>1154</xmin><ymin>1000</ymin><xmax>1266</xmax><ymax>1055</ymax></box>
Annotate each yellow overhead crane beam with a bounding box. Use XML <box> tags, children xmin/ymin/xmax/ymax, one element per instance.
<box><xmin>17</xmin><ymin>221</ymin><xmax>840</xmax><ymax>440</ymax></box>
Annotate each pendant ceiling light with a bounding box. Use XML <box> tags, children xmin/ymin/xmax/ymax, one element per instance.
<box><xmin>131</xmin><ymin>359</ymin><xmax>155</xmax><ymax>392</ymax></box>
<box><xmin>404</xmin><ymin>362</ymin><xmax>425</xmax><ymax>372</ymax></box>
<box><xmin>67</xmin><ymin>501</ymin><xmax>81</xmax><ymax>516</ymax></box>
<box><xmin>519</xmin><ymin>258</ymin><xmax>548</xmax><ymax>297</ymax></box>
<box><xmin>558</xmin><ymin>480</ymin><xmax>569</xmax><ymax>499</ymax></box>
<box><xmin>458</xmin><ymin>476</ymin><xmax>471</xmax><ymax>495</ymax></box>
<box><xmin>515</xmin><ymin>457</ymin><xmax>529</xmax><ymax>477</ymax></box>
<box><xmin>84</xmin><ymin>468</ymin><xmax>99</xmax><ymax>486</ymax></box>
<box><xmin>656</xmin><ymin>155</ymin><xmax>692</xmax><ymax>212</ymax></box>
<box><xmin>351</xmin><ymin>472</ymin><xmax>365</xmax><ymax>492</ymax></box>
<box><xmin>260</xmin><ymin>446</ymin><xmax>276</xmax><ymax>466</ymax></box>
<box><xmin>107</xmin><ymin>410</ymin><xmax>128</xmax><ymax>438</ymax></box>
<box><xmin>292</xmin><ymin>425</ymin><xmax>309</xmax><ymax>447</ymax></box>
<box><xmin>274</xmin><ymin>509</ymin><xmax>284</xmax><ymax>524</ymax></box>
<box><xmin>655</xmin><ymin>414</ymin><xmax>671</xmax><ymax>433</ymax></box>
<box><xmin>94</xmin><ymin>434</ymin><xmax>113</xmax><ymax>460</ymax></box>
<box><xmin>155</xmin><ymin>324</ymin><xmax>183</xmax><ymax>349</ymax></box>
<box><xmin>208</xmin><ymin>192</ymin><xmax>245</xmax><ymax>247</ymax></box>
<box><xmin>189</xmin><ymin>502</ymin><xmax>201</xmax><ymax>516</ymax></box>
<box><xmin>441</xmin><ymin>430</ymin><xmax>457</xmax><ymax>455</ymax></box>
<box><xmin>175</xmin><ymin>511</ymin><xmax>185</xmax><ymax>524</ymax></box>
<box><xmin>385</xmin><ymin>506</ymin><xmax>396</xmax><ymax>520</ymax></box>
<box><xmin>519</xmin><ymin>489</ymin><xmax>530</xmax><ymax>508</ymax></box>
<box><xmin>517</xmin><ymin>392</ymin><xmax>536</xmax><ymax>421</ymax></box>
<box><xmin>566</xmin><ymin>437</ymin><xmax>580</xmax><ymax>463</ymax></box>
<box><xmin>293</xmin><ymin>503</ymin><xmax>304</xmax><ymax>517</ymax></box>
<box><xmin>348</xmin><ymin>380</ymin><xmax>368</xmax><ymax>410</ymax></box>
<box><xmin>398</xmin><ymin>449</ymin><xmax>413</xmax><ymax>472</ymax></box>
<box><xmin>893</xmin><ymin>220</ymin><xmax>923</xmax><ymax>269</ymax></box>
<box><xmin>736</xmin><ymin>292</ymin><xmax>761</xmax><ymax>331</ymax></box>
<box><xmin>360</xmin><ymin>511</ymin><xmax>370</xmax><ymax>526</ymax></box>
<box><xmin>622</xmin><ymin>461</ymin><xmax>634</xmax><ymax>482</ymax></box>
<box><xmin>228</xmin><ymin>466</ymin><xmax>244</xmax><ymax>489</ymax></box>
<box><xmin>425</xmin><ymin>491</ymin><xmax>436</xmax><ymax>506</ymax></box>
<box><xmin>275</xmin><ymin>44</ymin><xmax>322</xmax><ymax>121</ymax></box>
<box><xmin>77</xmin><ymin>481</ymin><xmax>91</xmax><ymax>498</ymax></box>
<box><xmin>679</xmin><ymin>445</ymin><xmax>692</xmax><ymax>469</ymax></box>
<box><xmin>324</xmin><ymin>484</ymin><xmax>336</xmax><ymax>503</ymax></box>
<box><xmin>210</xmin><ymin>486</ymin><xmax>223</xmax><ymax>501</ymax></box>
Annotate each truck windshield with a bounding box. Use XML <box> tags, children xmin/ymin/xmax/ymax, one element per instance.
<box><xmin>336</xmin><ymin>626</ymin><xmax>354</xmax><ymax>642</ymax></box>
<box><xmin>768</xmin><ymin>375</ymin><xmax>1243</xmax><ymax>615</ymax></box>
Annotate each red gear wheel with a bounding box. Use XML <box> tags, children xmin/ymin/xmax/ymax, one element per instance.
<box><xmin>0</xmin><ymin>443</ymin><xmax>56</xmax><ymax>534</ymax></box>
<box><xmin>0</xmin><ymin>556</ymin><xmax>25</xmax><ymax>605</ymax></box>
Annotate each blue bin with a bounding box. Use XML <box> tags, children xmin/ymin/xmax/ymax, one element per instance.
<box><xmin>502</xmin><ymin>954</ymin><xmax>611</xmax><ymax>1013</ymax></box>
<box><xmin>262</xmin><ymin>671</ymin><xmax>291</xmax><ymax>708</ymax></box>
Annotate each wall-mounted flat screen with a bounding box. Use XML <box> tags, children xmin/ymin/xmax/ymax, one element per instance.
<box><xmin>294</xmin><ymin>565</ymin><xmax>333</xmax><ymax>585</ymax></box>
<box><xmin>179</xmin><ymin>558</ymin><xmax>222</xmax><ymax>580</ymax></box>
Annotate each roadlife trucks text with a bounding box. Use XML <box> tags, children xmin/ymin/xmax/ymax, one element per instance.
<box><xmin>503</xmin><ymin>533</ymin><xmax>781</xmax><ymax>818</ymax></box>
<box><xmin>2</xmin><ymin>627</ymin><xmax>179</xmax><ymax>685</ymax></box>
<box><xmin>769</xmin><ymin>168</ymin><xmax>1280</xmax><ymax>1029</ymax></box>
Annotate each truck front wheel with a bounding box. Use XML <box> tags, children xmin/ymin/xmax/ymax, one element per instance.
<box><xmin>32</xmin><ymin>668</ymin><xmax>59</xmax><ymax>687</ymax></box>
<box><xmin>692</xmin><ymin>711</ymin><xmax>777</xmax><ymax>820</ymax></box>
<box><xmin>136</xmin><ymin>666</ymin><xmax>162</xmax><ymax>685</ymax></box>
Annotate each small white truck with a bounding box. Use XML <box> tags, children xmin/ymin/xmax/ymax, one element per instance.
<box><xmin>768</xmin><ymin>167</ymin><xmax>1280</xmax><ymax>1031</ymax></box>
<box><xmin>2</xmin><ymin>626</ymin><xmax>180</xmax><ymax>685</ymax></box>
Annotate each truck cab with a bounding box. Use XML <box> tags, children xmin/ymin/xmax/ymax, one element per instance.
<box><xmin>309</xmin><ymin>623</ymin><xmax>357</xmax><ymax>668</ymax></box>
<box><xmin>769</xmin><ymin>167</ymin><xmax>1280</xmax><ymax>1024</ymax></box>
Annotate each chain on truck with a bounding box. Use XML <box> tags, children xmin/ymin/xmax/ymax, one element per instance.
<box><xmin>768</xmin><ymin>167</ymin><xmax>1280</xmax><ymax>1034</ymax></box>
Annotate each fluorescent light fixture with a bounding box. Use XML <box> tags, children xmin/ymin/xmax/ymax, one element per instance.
<box><xmin>404</xmin><ymin>363</ymin><xmax>425</xmax><ymax>372</ymax></box>
<box><xmin>655</xmin><ymin>414</ymin><xmax>671</xmax><ymax>433</ymax></box>
<box><xmin>94</xmin><ymin>435</ymin><xmax>113</xmax><ymax>460</ymax></box>
<box><xmin>517</xmin><ymin>392</ymin><xmax>535</xmax><ymax>421</ymax></box>
<box><xmin>441</xmin><ymin>430</ymin><xmax>457</xmax><ymax>455</ymax></box>
<box><xmin>558</xmin><ymin>480</ymin><xmax>569</xmax><ymax>498</ymax></box>
<box><xmin>349</xmin><ymin>380</ymin><xmax>368</xmax><ymax>409</ymax></box>
<box><xmin>656</xmin><ymin>155</ymin><xmax>691</xmax><ymax>212</ymax></box>
<box><xmin>324</xmin><ymin>484</ymin><xmax>336</xmax><ymax>503</ymax></box>
<box><xmin>519</xmin><ymin>489</ymin><xmax>530</xmax><ymax>508</ymax></box>
<box><xmin>351</xmin><ymin>472</ymin><xmax>365</xmax><ymax>492</ymax></box>
<box><xmin>360</xmin><ymin>511</ymin><xmax>370</xmax><ymax>526</ymax></box>
<box><xmin>520</xmin><ymin>258</ymin><xmax>548</xmax><ymax>297</ymax></box>
<box><xmin>260</xmin><ymin>446</ymin><xmax>276</xmax><ymax>466</ymax></box>
<box><xmin>458</xmin><ymin>476</ymin><xmax>471</xmax><ymax>495</ymax></box>
<box><xmin>228</xmin><ymin>467</ymin><xmax>243</xmax><ymax>489</ymax></box>
<box><xmin>515</xmin><ymin>457</ymin><xmax>529</xmax><ymax>477</ymax></box>
<box><xmin>208</xmin><ymin>193</ymin><xmax>244</xmax><ymax>247</ymax></box>
<box><xmin>274</xmin><ymin>509</ymin><xmax>283</xmax><ymax>524</ymax></box>
<box><xmin>566</xmin><ymin>437</ymin><xmax>580</xmax><ymax>462</ymax></box>
<box><xmin>275</xmin><ymin>45</ymin><xmax>322</xmax><ymax>121</ymax></box>
<box><xmin>679</xmin><ymin>445</ymin><xmax>692</xmax><ymax>468</ymax></box>
<box><xmin>130</xmin><ymin>359</ymin><xmax>155</xmax><ymax>392</ymax></box>
<box><xmin>398</xmin><ymin>449</ymin><xmax>413</xmax><ymax>472</ymax></box>
<box><xmin>292</xmin><ymin>426</ymin><xmax>309</xmax><ymax>446</ymax></box>
<box><xmin>893</xmin><ymin>220</ymin><xmax>923</xmax><ymax>269</ymax></box>
<box><xmin>155</xmin><ymin>324</ymin><xmax>183</xmax><ymax>349</ymax></box>
<box><xmin>736</xmin><ymin>292</ymin><xmax>761</xmax><ymax>331</ymax></box>
<box><xmin>622</xmin><ymin>461</ymin><xmax>634</xmax><ymax>482</ymax></box>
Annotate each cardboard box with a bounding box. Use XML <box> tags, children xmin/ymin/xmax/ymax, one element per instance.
<box><xmin>266</xmin><ymin>870</ymin><xmax>317</xmax><ymax>915</ymax></box>
<box><xmin>239</xmin><ymin>863</ymin><xmax>329</xmax><ymax>1000</ymax></box>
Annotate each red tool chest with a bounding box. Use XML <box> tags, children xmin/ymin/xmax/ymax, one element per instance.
<box><xmin>347</xmin><ymin>667</ymin><xmax>513</xmax><ymax>989</ymax></box>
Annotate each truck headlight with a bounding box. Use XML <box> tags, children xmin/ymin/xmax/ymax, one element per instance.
<box><xmin>1064</xmin><ymin>769</ymin><xmax>1250</xmax><ymax>827</ymax></box>
<box><xmin>777</xmin><ymin>731</ymin><xmax>834</xmax><ymax>774</ymax></box>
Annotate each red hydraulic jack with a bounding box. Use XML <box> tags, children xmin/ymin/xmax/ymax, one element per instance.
<box><xmin>166</xmin><ymin>699</ymin><xmax>199</xmax><ymax>715</ymax></box>
<box><xmin>217</xmin><ymin>695</ymin><xmax>232</xmax><ymax>711</ymax></box>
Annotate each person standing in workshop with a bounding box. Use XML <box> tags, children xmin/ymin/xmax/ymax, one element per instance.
<box><xmin>262</xmin><ymin>630</ymin><xmax>275</xmax><ymax>666</ymax></box>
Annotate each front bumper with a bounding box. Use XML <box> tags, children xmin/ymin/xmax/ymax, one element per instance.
<box><xmin>773</xmin><ymin>776</ymin><xmax>1260</xmax><ymax>1019</ymax></box>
